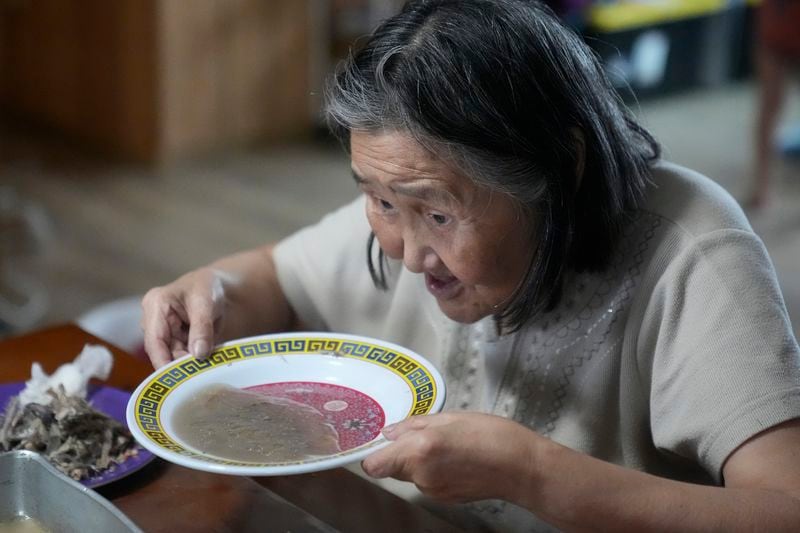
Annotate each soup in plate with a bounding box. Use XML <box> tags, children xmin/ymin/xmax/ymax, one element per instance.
<box><xmin>172</xmin><ymin>384</ymin><xmax>341</xmax><ymax>463</ymax></box>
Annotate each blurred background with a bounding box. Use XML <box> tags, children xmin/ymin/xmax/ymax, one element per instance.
<box><xmin>1</xmin><ymin>0</ymin><xmax>799</xmax><ymax>351</ymax></box>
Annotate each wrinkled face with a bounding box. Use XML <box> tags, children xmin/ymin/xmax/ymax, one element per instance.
<box><xmin>351</xmin><ymin>130</ymin><xmax>534</xmax><ymax>324</ymax></box>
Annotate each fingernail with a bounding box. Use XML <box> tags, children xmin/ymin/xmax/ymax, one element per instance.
<box><xmin>368</xmin><ymin>466</ymin><xmax>387</xmax><ymax>478</ymax></box>
<box><xmin>382</xmin><ymin>423</ymin><xmax>398</xmax><ymax>438</ymax></box>
<box><xmin>362</xmin><ymin>460</ymin><xmax>386</xmax><ymax>479</ymax></box>
<box><xmin>193</xmin><ymin>339</ymin><xmax>209</xmax><ymax>359</ymax></box>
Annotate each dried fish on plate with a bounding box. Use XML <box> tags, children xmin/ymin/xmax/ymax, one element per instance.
<box><xmin>0</xmin><ymin>385</ymin><xmax>139</xmax><ymax>480</ymax></box>
<box><xmin>0</xmin><ymin>344</ymin><xmax>139</xmax><ymax>481</ymax></box>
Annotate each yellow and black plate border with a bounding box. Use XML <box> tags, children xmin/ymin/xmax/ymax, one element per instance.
<box><xmin>133</xmin><ymin>335</ymin><xmax>438</xmax><ymax>466</ymax></box>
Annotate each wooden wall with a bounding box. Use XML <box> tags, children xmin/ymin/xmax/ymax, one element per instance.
<box><xmin>0</xmin><ymin>0</ymin><xmax>311</xmax><ymax>163</ymax></box>
<box><xmin>0</xmin><ymin>0</ymin><xmax>159</xmax><ymax>161</ymax></box>
<box><xmin>159</xmin><ymin>0</ymin><xmax>311</xmax><ymax>160</ymax></box>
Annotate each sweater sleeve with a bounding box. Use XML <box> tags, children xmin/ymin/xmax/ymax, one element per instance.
<box><xmin>642</xmin><ymin>228</ymin><xmax>800</xmax><ymax>483</ymax></box>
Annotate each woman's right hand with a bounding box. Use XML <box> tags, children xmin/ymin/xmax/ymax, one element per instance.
<box><xmin>140</xmin><ymin>267</ymin><xmax>228</xmax><ymax>368</ymax></box>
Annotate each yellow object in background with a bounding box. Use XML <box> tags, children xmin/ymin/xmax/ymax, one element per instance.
<box><xmin>588</xmin><ymin>0</ymin><xmax>728</xmax><ymax>32</ymax></box>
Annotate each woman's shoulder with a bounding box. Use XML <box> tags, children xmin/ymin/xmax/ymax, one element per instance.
<box><xmin>640</xmin><ymin>161</ymin><xmax>753</xmax><ymax>239</ymax></box>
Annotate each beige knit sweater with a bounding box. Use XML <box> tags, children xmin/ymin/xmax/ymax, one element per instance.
<box><xmin>274</xmin><ymin>161</ymin><xmax>800</xmax><ymax>531</ymax></box>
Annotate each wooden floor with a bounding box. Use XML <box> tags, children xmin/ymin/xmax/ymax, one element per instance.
<box><xmin>3</xmin><ymin>80</ymin><xmax>800</xmax><ymax>341</ymax></box>
<box><xmin>2</xmin><ymin>133</ymin><xmax>358</xmax><ymax>332</ymax></box>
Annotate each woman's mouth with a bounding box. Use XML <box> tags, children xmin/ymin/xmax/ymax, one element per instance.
<box><xmin>424</xmin><ymin>272</ymin><xmax>462</xmax><ymax>300</ymax></box>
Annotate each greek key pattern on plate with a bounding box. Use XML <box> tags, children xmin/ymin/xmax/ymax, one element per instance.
<box><xmin>133</xmin><ymin>335</ymin><xmax>439</xmax><ymax>465</ymax></box>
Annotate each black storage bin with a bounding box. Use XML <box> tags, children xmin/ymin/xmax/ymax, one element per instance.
<box><xmin>583</xmin><ymin>3</ymin><xmax>753</xmax><ymax>101</ymax></box>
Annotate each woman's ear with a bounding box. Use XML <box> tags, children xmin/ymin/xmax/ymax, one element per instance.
<box><xmin>570</xmin><ymin>127</ymin><xmax>586</xmax><ymax>191</ymax></box>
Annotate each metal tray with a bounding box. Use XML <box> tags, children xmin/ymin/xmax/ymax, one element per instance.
<box><xmin>0</xmin><ymin>451</ymin><xmax>141</xmax><ymax>532</ymax></box>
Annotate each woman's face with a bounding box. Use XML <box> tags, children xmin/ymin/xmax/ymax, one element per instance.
<box><xmin>351</xmin><ymin>130</ymin><xmax>533</xmax><ymax>324</ymax></box>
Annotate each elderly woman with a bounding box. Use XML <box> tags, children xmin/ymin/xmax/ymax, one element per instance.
<box><xmin>141</xmin><ymin>0</ymin><xmax>800</xmax><ymax>530</ymax></box>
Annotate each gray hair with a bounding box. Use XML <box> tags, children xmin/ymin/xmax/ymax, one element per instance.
<box><xmin>324</xmin><ymin>0</ymin><xmax>660</xmax><ymax>331</ymax></box>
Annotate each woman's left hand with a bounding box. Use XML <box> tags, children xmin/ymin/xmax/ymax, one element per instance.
<box><xmin>361</xmin><ymin>412</ymin><xmax>538</xmax><ymax>504</ymax></box>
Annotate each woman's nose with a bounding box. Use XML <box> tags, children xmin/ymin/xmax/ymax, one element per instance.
<box><xmin>402</xmin><ymin>234</ymin><xmax>437</xmax><ymax>274</ymax></box>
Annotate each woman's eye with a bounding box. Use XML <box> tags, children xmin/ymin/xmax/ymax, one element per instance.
<box><xmin>430</xmin><ymin>213</ymin><xmax>449</xmax><ymax>225</ymax></box>
<box><xmin>379</xmin><ymin>198</ymin><xmax>394</xmax><ymax>210</ymax></box>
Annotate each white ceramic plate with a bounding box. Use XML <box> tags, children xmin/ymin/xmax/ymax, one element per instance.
<box><xmin>125</xmin><ymin>332</ymin><xmax>445</xmax><ymax>476</ymax></box>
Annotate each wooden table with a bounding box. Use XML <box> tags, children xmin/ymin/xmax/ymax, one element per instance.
<box><xmin>1</xmin><ymin>324</ymin><xmax>459</xmax><ymax>532</ymax></box>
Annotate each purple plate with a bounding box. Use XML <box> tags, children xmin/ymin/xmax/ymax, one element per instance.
<box><xmin>0</xmin><ymin>381</ymin><xmax>155</xmax><ymax>488</ymax></box>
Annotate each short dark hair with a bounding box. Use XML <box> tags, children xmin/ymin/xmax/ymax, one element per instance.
<box><xmin>325</xmin><ymin>0</ymin><xmax>660</xmax><ymax>332</ymax></box>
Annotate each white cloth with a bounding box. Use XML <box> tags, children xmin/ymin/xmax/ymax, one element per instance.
<box><xmin>19</xmin><ymin>344</ymin><xmax>113</xmax><ymax>406</ymax></box>
<box><xmin>273</xmin><ymin>161</ymin><xmax>800</xmax><ymax>531</ymax></box>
